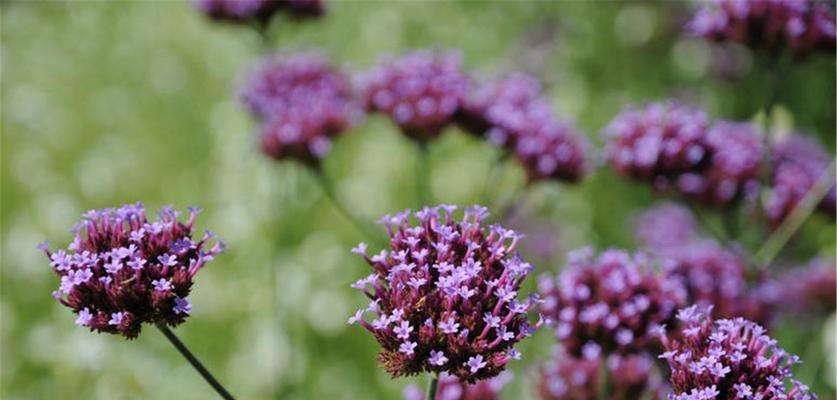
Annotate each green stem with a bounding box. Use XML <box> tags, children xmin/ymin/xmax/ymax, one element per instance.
<box><xmin>416</xmin><ymin>141</ymin><xmax>432</xmax><ymax>207</ymax></box>
<box><xmin>426</xmin><ymin>372</ymin><xmax>439</xmax><ymax>400</ymax></box>
<box><xmin>309</xmin><ymin>166</ymin><xmax>381</xmax><ymax>244</ymax></box>
<box><xmin>481</xmin><ymin>150</ymin><xmax>510</xmax><ymax>207</ymax></box>
<box><xmin>754</xmin><ymin>160</ymin><xmax>836</xmax><ymax>267</ymax></box>
<box><xmin>157</xmin><ymin>324</ymin><xmax>235</xmax><ymax>400</ymax></box>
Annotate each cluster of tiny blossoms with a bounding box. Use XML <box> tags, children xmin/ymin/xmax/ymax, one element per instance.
<box><xmin>402</xmin><ymin>371</ymin><xmax>512</xmax><ymax>400</ymax></box>
<box><xmin>660</xmin><ymin>305</ymin><xmax>814</xmax><ymax>400</ymax></box>
<box><xmin>40</xmin><ymin>203</ymin><xmax>225</xmax><ymax>339</ymax></box>
<box><xmin>240</xmin><ymin>53</ymin><xmax>361</xmax><ymax>164</ymax></box>
<box><xmin>764</xmin><ymin>134</ymin><xmax>836</xmax><ymax>226</ymax></box>
<box><xmin>348</xmin><ymin>205</ymin><xmax>544</xmax><ymax>381</ymax></box>
<box><xmin>194</xmin><ymin>0</ymin><xmax>323</xmax><ymax>25</ymax></box>
<box><xmin>687</xmin><ymin>0</ymin><xmax>836</xmax><ymax>57</ymax></box>
<box><xmin>538</xmin><ymin>248</ymin><xmax>686</xmax><ymax>356</ymax></box>
<box><xmin>357</xmin><ymin>50</ymin><xmax>471</xmax><ymax>142</ymax></box>
<box><xmin>538</xmin><ymin>345</ymin><xmax>664</xmax><ymax>400</ymax></box>
<box><xmin>459</xmin><ymin>73</ymin><xmax>586</xmax><ymax>183</ymax></box>
<box><xmin>604</xmin><ymin>101</ymin><xmax>764</xmax><ymax>207</ymax></box>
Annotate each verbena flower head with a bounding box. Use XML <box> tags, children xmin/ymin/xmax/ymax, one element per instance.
<box><xmin>660</xmin><ymin>305</ymin><xmax>814</xmax><ymax>400</ymax></box>
<box><xmin>539</xmin><ymin>248</ymin><xmax>686</xmax><ymax>356</ymax></box>
<box><xmin>775</xmin><ymin>257</ymin><xmax>836</xmax><ymax>315</ymax></box>
<box><xmin>634</xmin><ymin>202</ymin><xmax>699</xmax><ymax>250</ymax></box>
<box><xmin>687</xmin><ymin>0</ymin><xmax>836</xmax><ymax>56</ymax></box>
<box><xmin>537</xmin><ymin>344</ymin><xmax>664</xmax><ymax>400</ymax></box>
<box><xmin>513</xmin><ymin>120</ymin><xmax>587</xmax><ymax>184</ymax></box>
<box><xmin>348</xmin><ymin>205</ymin><xmax>544</xmax><ymax>381</ymax></box>
<box><xmin>603</xmin><ymin>101</ymin><xmax>711</xmax><ymax>190</ymax></box>
<box><xmin>764</xmin><ymin>134</ymin><xmax>836</xmax><ymax>226</ymax></box>
<box><xmin>40</xmin><ymin>203</ymin><xmax>225</xmax><ymax>339</ymax></box>
<box><xmin>357</xmin><ymin>50</ymin><xmax>471</xmax><ymax>142</ymax></box>
<box><xmin>240</xmin><ymin>53</ymin><xmax>361</xmax><ymax>164</ymax></box>
<box><xmin>677</xmin><ymin>121</ymin><xmax>763</xmax><ymax>207</ymax></box>
<box><xmin>194</xmin><ymin>0</ymin><xmax>281</xmax><ymax>25</ymax></box>
<box><xmin>402</xmin><ymin>371</ymin><xmax>512</xmax><ymax>400</ymax></box>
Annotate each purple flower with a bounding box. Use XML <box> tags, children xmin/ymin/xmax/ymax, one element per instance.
<box><xmin>402</xmin><ymin>371</ymin><xmax>512</xmax><ymax>400</ymax></box>
<box><xmin>773</xmin><ymin>256</ymin><xmax>836</xmax><ymax>315</ymax></box>
<box><xmin>539</xmin><ymin>248</ymin><xmax>686</xmax><ymax>356</ymax></box>
<box><xmin>633</xmin><ymin>202</ymin><xmax>698</xmax><ymax>250</ymax></box>
<box><xmin>357</xmin><ymin>50</ymin><xmax>471</xmax><ymax>142</ymax></box>
<box><xmin>686</xmin><ymin>0</ymin><xmax>836</xmax><ymax>57</ymax></box>
<box><xmin>194</xmin><ymin>0</ymin><xmax>324</xmax><ymax>26</ymax></box>
<box><xmin>348</xmin><ymin>205</ymin><xmax>543</xmax><ymax>380</ymax></box>
<box><xmin>661</xmin><ymin>305</ymin><xmax>813</xmax><ymax>400</ymax></box>
<box><xmin>240</xmin><ymin>52</ymin><xmax>362</xmax><ymax>164</ymax></box>
<box><xmin>39</xmin><ymin>203</ymin><xmax>223</xmax><ymax>338</ymax></box>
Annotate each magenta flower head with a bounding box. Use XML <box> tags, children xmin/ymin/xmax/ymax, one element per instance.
<box><xmin>603</xmin><ymin>101</ymin><xmax>711</xmax><ymax>190</ymax></box>
<box><xmin>402</xmin><ymin>371</ymin><xmax>512</xmax><ymax>400</ymax></box>
<box><xmin>194</xmin><ymin>0</ymin><xmax>281</xmax><ymax>25</ymax></box>
<box><xmin>634</xmin><ymin>202</ymin><xmax>699</xmax><ymax>250</ymax></box>
<box><xmin>347</xmin><ymin>205</ymin><xmax>544</xmax><ymax>381</ymax></box>
<box><xmin>764</xmin><ymin>134</ymin><xmax>836</xmax><ymax>226</ymax></box>
<box><xmin>775</xmin><ymin>257</ymin><xmax>836</xmax><ymax>315</ymax></box>
<box><xmin>39</xmin><ymin>203</ymin><xmax>225</xmax><ymax>339</ymax></box>
<box><xmin>539</xmin><ymin>248</ymin><xmax>686</xmax><ymax>356</ymax></box>
<box><xmin>676</xmin><ymin>121</ymin><xmax>764</xmax><ymax>207</ymax></box>
<box><xmin>513</xmin><ymin>120</ymin><xmax>587</xmax><ymax>184</ymax></box>
<box><xmin>687</xmin><ymin>0</ymin><xmax>836</xmax><ymax>56</ymax></box>
<box><xmin>660</xmin><ymin>305</ymin><xmax>814</xmax><ymax>400</ymax></box>
<box><xmin>240</xmin><ymin>53</ymin><xmax>362</xmax><ymax>164</ymax></box>
<box><xmin>457</xmin><ymin>72</ymin><xmax>547</xmax><ymax>139</ymax></box>
<box><xmin>357</xmin><ymin>50</ymin><xmax>471</xmax><ymax>142</ymax></box>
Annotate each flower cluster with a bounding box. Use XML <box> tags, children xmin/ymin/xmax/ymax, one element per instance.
<box><xmin>402</xmin><ymin>371</ymin><xmax>512</xmax><ymax>400</ymax></box>
<box><xmin>687</xmin><ymin>0</ymin><xmax>836</xmax><ymax>57</ymax></box>
<box><xmin>764</xmin><ymin>134</ymin><xmax>836</xmax><ymax>226</ymax></box>
<box><xmin>240</xmin><ymin>53</ymin><xmax>361</xmax><ymax>164</ymax></box>
<box><xmin>40</xmin><ymin>203</ymin><xmax>225</xmax><ymax>339</ymax></box>
<box><xmin>194</xmin><ymin>0</ymin><xmax>323</xmax><ymax>25</ymax></box>
<box><xmin>604</xmin><ymin>102</ymin><xmax>764</xmax><ymax>207</ymax></box>
<box><xmin>660</xmin><ymin>305</ymin><xmax>814</xmax><ymax>400</ymax></box>
<box><xmin>774</xmin><ymin>257</ymin><xmax>836</xmax><ymax>315</ymax></box>
<box><xmin>357</xmin><ymin>50</ymin><xmax>471</xmax><ymax>142</ymax></box>
<box><xmin>347</xmin><ymin>205</ymin><xmax>544</xmax><ymax>381</ymax></box>
<box><xmin>538</xmin><ymin>248</ymin><xmax>686</xmax><ymax>356</ymax></box>
<box><xmin>634</xmin><ymin>202</ymin><xmax>698</xmax><ymax>250</ymax></box>
<box><xmin>459</xmin><ymin>73</ymin><xmax>586</xmax><ymax>183</ymax></box>
<box><xmin>537</xmin><ymin>344</ymin><xmax>664</xmax><ymax>400</ymax></box>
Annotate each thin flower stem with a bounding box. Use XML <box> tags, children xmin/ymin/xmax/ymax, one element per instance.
<box><xmin>416</xmin><ymin>141</ymin><xmax>432</xmax><ymax>207</ymax></box>
<box><xmin>426</xmin><ymin>372</ymin><xmax>439</xmax><ymax>400</ymax></box>
<box><xmin>481</xmin><ymin>150</ymin><xmax>510</xmax><ymax>207</ymax></box>
<box><xmin>754</xmin><ymin>160</ymin><xmax>836</xmax><ymax>267</ymax></box>
<box><xmin>598</xmin><ymin>357</ymin><xmax>610</xmax><ymax>400</ymax></box>
<box><xmin>310</xmin><ymin>166</ymin><xmax>382</xmax><ymax>244</ymax></box>
<box><xmin>156</xmin><ymin>324</ymin><xmax>235</xmax><ymax>400</ymax></box>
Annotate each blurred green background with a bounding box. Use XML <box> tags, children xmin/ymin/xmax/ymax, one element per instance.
<box><xmin>2</xmin><ymin>1</ymin><xmax>835</xmax><ymax>399</ymax></box>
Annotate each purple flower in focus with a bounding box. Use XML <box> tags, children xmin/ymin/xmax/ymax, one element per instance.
<box><xmin>357</xmin><ymin>50</ymin><xmax>471</xmax><ymax>142</ymax></box>
<box><xmin>402</xmin><ymin>371</ymin><xmax>513</xmax><ymax>400</ymax></box>
<box><xmin>240</xmin><ymin>52</ymin><xmax>362</xmax><ymax>164</ymax></box>
<box><xmin>661</xmin><ymin>305</ymin><xmax>814</xmax><ymax>400</ymax></box>
<box><xmin>348</xmin><ymin>205</ymin><xmax>543</xmax><ymax>381</ymax></box>
<box><xmin>40</xmin><ymin>203</ymin><xmax>224</xmax><ymax>339</ymax></box>
<box><xmin>687</xmin><ymin>0</ymin><xmax>836</xmax><ymax>57</ymax></box>
<box><xmin>538</xmin><ymin>248</ymin><xmax>686</xmax><ymax>356</ymax></box>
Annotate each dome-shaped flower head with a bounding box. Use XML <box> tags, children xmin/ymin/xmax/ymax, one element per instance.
<box><xmin>539</xmin><ymin>248</ymin><xmax>686</xmax><ymax>356</ymax></box>
<box><xmin>764</xmin><ymin>134</ymin><xmax>836</xmax><ymax>226</ymax></box>
<box><xmin>775</xmin><ymin>257</ymin><xmax>836</xmax><ymax>315</ymax></box>
<box><xmin>402</xmin><ymin>371</ymin><xmax>512</xmax><ymax>400</ymax></box>
<box><xmin>194</xmin><ymin>0</ymin><xmax>281</xmax><ymax>25</ymax></box>
<box><xmin>357</xmin><ymin>50</ymin><xmax>471</xmax><ymax>142</ymax></box>
<box><xmin>513</xmin><ymin>120</ymin><xmax>588</xmax><ymax>184</ymax></box>
<box><xmin>39</xmin><ymin>203</ymin><xmax>225</xmax><ymax>339</ymax></box>
<box><xmin>347</xmin><ymin>205</ymin><xmax>544</xmax><ymax>381</ymax></box>
<box><xmin>537</xmin><ymin>344</ymin><xmax>664</xmax><ymax>400</ymax></box>
<box><xmin>634</xmin><ymin>202</ymin><xmax>699</xmax><ymax>250</ymax></box>
<box><xmin>457</xmin><ymin>73</ymin><xmax>547</xmax><ymax>139</ymax></box>
<box><xmin>603</xmin><ymin>101</ymin><xmax>711</xmax><ymax>190</ymax></box>
<box><xmin>676</xmin><ymin>121</ymin><xmax>764</xmax><ymax>207</ymax></box>
<box><xmin>240</xmin><ymin>53</ymin><xmax>362</xmax><ymax>164</ymax></box>
<box><xmin>687</xmin><ymin>0</ymin><xmax>836</xmax><ymax>57</ymax></box>
<box><xmin>660</xmin><ymin>305</ymin><xmax>814</xmax><ymax>400</ymax></box>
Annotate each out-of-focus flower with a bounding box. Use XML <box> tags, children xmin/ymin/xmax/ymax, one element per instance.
<box><xmin>348</xmin><ymin>205</ymin><xmax>544</xmax><ymax>381</ymax></box>
<box><xmin>357</xmin><ymin>50</ymin><xmax>471</xmax><ymax>142</ymax></box>
<box><xmin>537</xmin><ymin>344</ymin><xmax>664</xmax><ymax>400</ymax></box>
<box><xmin>459</xmin><ymin>73</ymin><xmax>587</xmax><ymax>183</ymax></box>
<box><xmin>677</xmin><ymin>121</ymin><xmax>763</xmax><ymax>207</ymax></box>
<box><xmin>194</xmin><ymin>0</ymin><xmax>324</xmax><ymax>25</ymax></box>
<box><xmin>634</xmin><ymin>202</ymin><xmax>699</xmax><ymax>250</ymax></box>
<box><xmin>775</xmin><ymin>257</ymin><xmax>836</xmax><ymax>315</ymax></box>
<box><xmin>539</xmin><ymin>248</ymin><xmax>686</xmax><ymax>356</ymax></box>
<box><xmin>240</xmin><ymin>53</ymin><xmax>361</xmax><ymax>164</ymax></box>
<box><xmin>764</xmin><ymin>134</ymin><xmax>836</xmax><ymax>226</ymax></box>
<box><xmin>687</xmin><ymin>0</ymin><xmax>836</xmax><ymax>56</ymax></box>
<box><xmin>660</xmin><ymin>305</ymin><xmax>814</xmax><ymax>400</ymax></box>
<box><xmin>40</xmin><ymin>203</ymin><xmax>225</xmax><ymax>339</ymax></box>
<box><xmin>402</xmin><ymin>371</ymin><xmax>512</xmax><ymax>400</ymax></box>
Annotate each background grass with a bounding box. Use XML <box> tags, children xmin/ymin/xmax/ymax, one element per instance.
<box><xmin>1</xmin><ymin>1</ymin><xmax>835</xmax><ymax>399</ymax></box>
